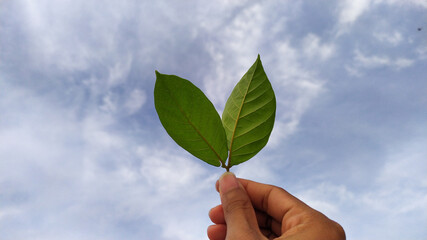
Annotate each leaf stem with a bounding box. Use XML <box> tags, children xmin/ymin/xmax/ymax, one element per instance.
<box><xmin>224</xmin><ymin>157</ymin><xmax>231</xmax><ymax>172</ymax></box>
<box><xmin>220</xmin><ymin>159</ymin><xmax>226</xmax><ymax>169</ymax></box>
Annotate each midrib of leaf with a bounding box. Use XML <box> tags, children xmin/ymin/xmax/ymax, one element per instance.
<box><xmin>168</xmin><ymin>87</ymin><xmax>225</xmax><ymax>166</ymax></box>
<box><xmin>227</xmin><ymin>60</ymin><xmax>259</xmax><ymax>167</ymax></box>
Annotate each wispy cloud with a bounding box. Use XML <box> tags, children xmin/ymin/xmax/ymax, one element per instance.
<box><xmin>202</xmin><ymin>3</ymin><xmax>325</xmax><ymax>147</ymax></box>
<box><xmin>335</xmin><ymin>0</ymin><xmax>426</xmax><ymax>35</ymax></box>
<box><xmin>373</xmin><ymin>31</ymin><xmax>403</xmax><ymax>46</ymax></box>
<box><xmin>338</xmin><ymin>0</ymin><xmax>371</xmax><ymax>26</ymax></box>
<box><xmin>296</xmin><ymin>137</ymin><xmax>427</xmax><ymax>239</ymax></box>
<box><xmin>302</xmin><ymin>34</ymin><xmax>336</xmax><ymax>61</ymax></box>
<box><xmin>349</xmin><ymin>49</ymin><xmax>414</xmax><ymax>74</ymax></box>
<box><xmin>0</xmin><ymin>81</ymin><xmax>218</xmax><ymax>240</ymax></box>
<box><xmin>203</xmin><ymin>3</ymin><xmax>267</xmax><ymax>107</ymax></box>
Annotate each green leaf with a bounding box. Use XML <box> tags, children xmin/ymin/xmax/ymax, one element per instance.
<box><xmin>222</xmin><ymin>55</ymin><xmax>276</xmax><ymax>167</ymax></box>
<box><xmin>154</xmin><ymin>71</ymin><xmax>228</xmax><ymax>167</ymax></box>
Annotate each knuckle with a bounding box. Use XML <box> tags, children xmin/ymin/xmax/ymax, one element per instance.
<box><xmin>333</xmin><ymin>222</ymin><xmax>346</xmax><ymax>240</ymax></box>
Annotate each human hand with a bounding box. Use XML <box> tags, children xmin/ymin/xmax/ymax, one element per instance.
<box><xmin>207</xmin><ymin>172</ymin><xmax>346</xmax><ymax>240</ymax></box>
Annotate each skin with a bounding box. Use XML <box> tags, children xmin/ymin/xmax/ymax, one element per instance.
<box><xmin>207</xmin><ymin>172</ymin><xmax>346</xmax><ymax>240</ymax></box>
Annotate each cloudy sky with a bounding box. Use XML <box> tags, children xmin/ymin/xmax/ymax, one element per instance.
<box><xmin>1</xmin><ymin>0</ymin><xmax>426</xmax><ymax>239</ymax></box>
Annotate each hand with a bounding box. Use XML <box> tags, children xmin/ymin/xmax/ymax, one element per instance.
<box><xmin>207</xmin><ymin>172</ymin><xmax>346</xmax><ymax>240</ymax></box>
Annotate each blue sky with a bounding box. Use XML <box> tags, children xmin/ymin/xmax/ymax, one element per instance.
<box><xmin>1</xmin><ymin>0</ymin><xmax>426</xmax><ymax>239</ymax></box>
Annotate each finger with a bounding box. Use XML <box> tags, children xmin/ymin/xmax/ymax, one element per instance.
<box><xmin>255</xmin><ymin>209</ymin><xmax>282</xmax><ymax>236</ymax></box>
<box><xmin>260</xmin><ymin>228</ymin><xmax>279</xmax><ymax>240</ymax></box>
<box><xmin>209</xmin><ymin>205</ymin><xmax>225</xmax><ymax>224</ymax></box>
<box><xmin>207</xmin><ymin>224</ymin><xmax>227</xmax><ymax>240</ymax></box>
<box><xmin>211</xmin><ymin>204</ymin><xmax>283</xmax><ymax>235</ymax></box>
<box><xmin>237</xmin><ymin>178</ymin><xmax>311</xmax><ymax>224</ymax></box>
<box><xmin>218</xmin><ymin>172</ymin><xmax>263</xmax><ymax>239</ymax></box>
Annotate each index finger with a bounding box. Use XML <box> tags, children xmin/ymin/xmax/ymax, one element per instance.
<box><xmin>237</xmin><ymin>178</ymin><xmax>312</xmax><ymax>224</ymax></box>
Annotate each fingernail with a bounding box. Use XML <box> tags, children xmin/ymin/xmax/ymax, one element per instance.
<box><xmin>219</xmin><ymin>172</ymin><xmax>239</xmax><ymax>194</ymax></box>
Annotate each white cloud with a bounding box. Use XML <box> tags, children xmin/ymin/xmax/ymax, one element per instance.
<box><xmin>203</xmin><ymin>3</ymin><xmax>266</xmax><ymax>108</ymax></box>
<box><xmin>353</xmin><ymin>49</ymin><xmax>414</xmax><ymax>70</ymax></box>
<box><xmin>196</xmin><ymin>0</ymin><xmax>252</xmax><ymax>34</ymax></box>
<box><xmin>296</xmin><ymin>182</ymin><xmax>354</xmax><ymax>218</ymax></box>
<box><xmin>234</xmin><ymin>153</ymin><xmax>279</xmax><ymax>183</ymax></box>
<box><xmin>107</xmin><ymin>54</ymin><xmax>133</xmax><ymax>88</ymax></box>
<box><xmin>302</xmin><ymin>33</ymin><xmax>336</xmax><ymax>61</ymax></box>
<box><xmin>378</xmin><ymin>0</ymin><xmax>427</xmax><ymax>8</ymax></box>
<box><xmin>21</xmin><ymin>0</ymin><xmax>100</xmax><ymax>72</ymax></box>
<box><xmin>336</xmin><ymin>0</ymin><xmax>426</xmax><ymax>35</ymax></box>
<box><xmin>337</xmin><ymin>0</ymin><xmax>427</xmax><ymax>27</ymax></box>
<box><xmin>294</xmin><ymin>135</ymin><xmax>427</xmax><ymax>239</ymax></box>
<box><xmin>416</xmin><ymin>45</ymin><xmax>427</xmax><ymax>60</ymax></box>
<box><xmin>345</xmin><ymin>65</ymin><xmax>363</xmax><ymax>77</ymax></box>
<box><xmin>18</xmin><ymin>0</ymin><xmax>139</xmax><ymax>80</ymax></box>
<box><xmin>374</xmin><ymin>139</ymin><xmax>427</xmax><ymax>213</ymax></box>
<box><xmin>338</xmin><ymin>0</ymin><xmax>371</xmax><ymax>25</ymax></box>
<box><xmin>202</xmin><ymin>4</ymin><xmax>324</xmax><ymax>147</ymax></box>
<box><xmin>373</xmin><ymin>31</ymin><xmax>403</xmax><ymax>46</ymax></box>
<box><xmin>100</xmin><ymin>88</ymin><xmax>146</xmax><ymax>116</ymax></box>
<box><xmin>346</xmin><ymin>50</ymin><xmax>415</xmax><ymax>75</ymax></box>
<box><xmin>267</xmin><ymin>41</ymin><xmax>324</xmax><ymax>145</ymax></box>
<box><xmin>355</xmin><ymin>50</ymin><xmax>391</xmax><ymax>67</ymax></box>
<box><xmin>393</xmin><ymin>57</ymin><xmax>414</xmax><ymax>69</ymax></box>
<box><xmin>99</xmin><ymin>91</ymin><xmax>118</xmax><ymax>114</ymax></box>
<box><xmin>124</xmin><ymin>89</ymin><xmax>146</xmax><ymax>115</ymax></box>
<box><xmin>0</xmin><ymin>82</ymin><xmax>219</xmax><ymax>240</ymax></box>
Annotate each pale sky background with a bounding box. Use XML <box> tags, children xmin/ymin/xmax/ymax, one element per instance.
<box><xmin>1</xmin><ymin>0</ymin><xmax>426</xmax><ymax>239</ymax></box>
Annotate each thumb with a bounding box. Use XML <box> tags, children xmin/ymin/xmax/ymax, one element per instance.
<box><xmin>218</xmin><ymin>172</ymin><xmax>262</xmax><ymax>239</ymax></box>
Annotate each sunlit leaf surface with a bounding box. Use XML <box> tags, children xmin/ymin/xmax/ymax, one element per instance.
<box><xmin>154</xmin><ymin>72</ymin><xmax>228</xmax><ymax>167</ymax></box>
<box><xmin>222</xmin><ymin>55</ymin><xmax>276</xmax><ymax>167</ymax></box>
